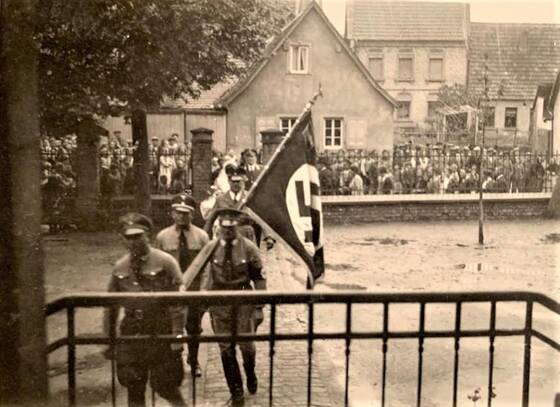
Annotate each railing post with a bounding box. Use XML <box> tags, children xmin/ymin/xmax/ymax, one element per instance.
<box><xmin>68</xmin><ymin>306</ymin><xmax>76</xmax><ymax>406</ymax></box>
<box><xmin>487</xmin><ymin>301</ymin><xmax>497</xmax><ymax>407</ymax></box>
<box><xmin>306</xmin><ymin>301</ymin><xmax>314</xmax><ymax>407</ymax></box>
<box><xmin>522</xmin><ymin>301</ymin><xmax>533</xmax><ymax>407</ymax></box>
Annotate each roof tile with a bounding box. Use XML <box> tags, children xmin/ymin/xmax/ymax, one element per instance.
<box><xmin>347</xmin><ymin>0</ymin><xmax>468</xmax><ymax>41</ymax></box>
<box><xmin>468</xmin><ymin>23</ymin><xmax>560</xmax><ymax>100</ymax></box>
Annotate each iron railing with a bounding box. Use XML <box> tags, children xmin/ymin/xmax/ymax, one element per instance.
<box><xmin>46</xmin><ymin>291</ymin><xmax>560</xmax><ymax>407</ymax></box>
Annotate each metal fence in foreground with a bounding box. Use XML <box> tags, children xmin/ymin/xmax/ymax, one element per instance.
<box><xmin>46</xmin><ymin>291</ymin><xmax>560</xmax><ymax>407</ymax></box>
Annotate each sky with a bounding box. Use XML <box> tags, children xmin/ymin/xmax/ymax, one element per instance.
<box><xmin>320</xmin><ymin>0</ymin><xmax>560</xmax><ymax>34</ymax></box>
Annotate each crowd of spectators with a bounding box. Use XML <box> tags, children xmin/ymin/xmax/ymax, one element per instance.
<box><xmin>41</xmin><ymin>132</ymin><xmax>560</xmax><ymax>215</ymax></box>
<box><xmin>316</xmin><ymin>144</ymin><xmax>558</xmax><ymax>196</ymax></box>
<box><xmin>99</xmin><ymin>133</ymin><xmax>192</xmax><ymax>204</ymax></box>
<box><xmin>40</xmin><ymin>135</ymin><xmax>78</xmax><ymax>226</ymax></box>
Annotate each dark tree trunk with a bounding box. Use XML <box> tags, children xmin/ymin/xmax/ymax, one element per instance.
<box><xmin>131</xmin><ymin>109</ymin><xmax>151</xmax><ymax>215</ymax></box>
<box><xmin>0</xmin><ymin>0</ymin><xmax>49</xmax><ymax>403</ymax></box>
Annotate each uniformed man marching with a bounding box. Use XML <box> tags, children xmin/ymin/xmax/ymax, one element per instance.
<box><xmin>103</xmin><ymin>213</ymin><xmax>187</xmax><ymax>407</ymax></box>
<box><xmin>199</xmin><ymin>208</ymin><xmax>266</xmax><ymax>407</ymax></box>
<box><xmin>154</xmin><ymin>194</ymin><xmax>209</xmax><ymax>377</ymax></box>
<box><xmin>211</xmin><ymin>165</ymin><xmax>257</xmax><ymax>243</ymax></box>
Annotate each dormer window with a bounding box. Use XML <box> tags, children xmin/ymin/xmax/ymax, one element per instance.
<box><xmin>289</xmin><ymin>44</ymin><xmax>309</xmax><ymax>74</ymax></box>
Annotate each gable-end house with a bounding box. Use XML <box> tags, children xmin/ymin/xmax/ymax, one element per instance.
<box><xmin>468</xmin><ymin>23</ymin><xmax>560</xmax><ymax>148</ymax></box>
<box><xmin>216</xmin><ymin>1</ymin><xmax>396</xmax><ymax>153</ymax></box>
<box><xmin>346</xmin><ymin>0</ymin><xmax>470</xmax><ymax>143</ymax></box>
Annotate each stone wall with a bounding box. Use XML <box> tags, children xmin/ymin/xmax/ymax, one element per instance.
<box><xmin>323</xmin><ymin>193</ymin><xmax>550</xmax><ymax>224</ymax></box>
<box><xmin>109</xmin><ymin>193</ymin><xmax>552</xmax><ymax>227</ymax></box>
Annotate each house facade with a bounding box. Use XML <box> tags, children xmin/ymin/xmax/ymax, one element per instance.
<box><xmin>346</xmin><ymin>0</ymin><xmax>470</xmax><ymax>143</ymax></box>
<box><xmin>468</xmin><ymin>23</ymin><xmax>560</xmax><ymax>148</ymax></box>
<box><xmin>546</xmin><ymin>71</ymin><xmax>560</xmax><ymax>155</ymax></box>
<box><xmin>529</xmin><ymin>84</ymin><xmax>553</xmax><ymax>153</ymax></box>
<box><xmin>217</xmin><ymin>1</ymin><xmax>396</xmax><ymax>153</ymax></box>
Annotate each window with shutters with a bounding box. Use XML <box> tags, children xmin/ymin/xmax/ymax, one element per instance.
<box><xmin>428</xmin><ymin>57</ymin><xmax>444</xmax><ymax>81</ymax></box>
<box><xmin>398</xmin><ymin>57</ymin><xmax>413</xmax><ymax>81</ymax></box>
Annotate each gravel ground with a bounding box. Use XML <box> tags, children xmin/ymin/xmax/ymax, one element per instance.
<box><xmin>44</xmin><ymin>219</ymin><xmax>560</xmax><ymax>406</ymax></box>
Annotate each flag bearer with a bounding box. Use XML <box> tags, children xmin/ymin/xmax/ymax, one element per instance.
<box><xmin>198</xmin><ymin>208</ymin><xmax>266</xmax><ymax>407</ymax></box>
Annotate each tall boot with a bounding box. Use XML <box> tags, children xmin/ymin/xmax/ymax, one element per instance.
<box><xmin>220</xmin><ymin>353</ymin><xmax>244</xmax><ymax>406</ymax></box>
<box><xmin>127</xmin><ymin>386</ymin><xmax>146</xmax><ymax>407</ymax></box>
<box><xmin>242</xmin><ymin>351</ymin><xmax>258</xmax><ymax>394</ymax></box>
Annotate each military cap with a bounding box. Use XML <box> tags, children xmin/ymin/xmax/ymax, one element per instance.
<box><xmin>225</xmin><ymin>164</ymin><xmax>246</xmax><ymax>182</ymax></box>
<box><xmin>119</xmin><ymin>212</ymin><xmax>153</xmax><ymax>236</ymax></box>
<box><xmin>214</xmin><ymin>208</ymin><xmax>245</xmax><ymax>227</ymax></box>
<box><xmin>171</xmin><ymin>193</ymin><xmax>196</xmax><ymax>213</ymax></box>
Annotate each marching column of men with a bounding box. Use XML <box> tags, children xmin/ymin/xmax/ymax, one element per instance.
<box><xmin>104</xmin><ymin>172</ymin><xmax>266</xmax><ymax>407</ymax></box>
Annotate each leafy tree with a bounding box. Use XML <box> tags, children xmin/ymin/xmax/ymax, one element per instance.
<box><xmin>37</xmin><ymin>0</ymin><xmax>294</xmax><ymax>134</ymax></box>
<box><xmin>35</xmin><ymin>0</ymin><xmax>293</xmax><ymax>213</ymax></box>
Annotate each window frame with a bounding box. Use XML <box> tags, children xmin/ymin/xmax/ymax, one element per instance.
<box><xmin>397</xmin><ymin>54</ymin><xmax>414</xmax><ymax>82</ymax></box>
<box><xmin>279</xmin><ymin>117</ymin><xmax>298</xmax><ymax>134</ymax></box>
<box><xmin>288</xmin><ymin>44</ymin><xmax>310</xmax><ymax>74</ymax></box>
<box><xmin>428</xmin><ymin>56</ymin><xmax>444</xmax><ymax>82</ymax></box>
<box><xmin>504</xmin><ymin>107</ymin><xmax>518</xmax><ymax>128</ymax></box>
<box><xmin>368</xmin><ymin>55</ymin><xmax>384</xmax><ymax>81</ymax></box>
<box><xmin>396</xmin><ymin>101</ymin><xmax>411</xmax><ymax>121</ymax></box>
<box><xmin>323</xmin><ymin>117</ymin><xmax>344</xmax><ymax>150</ymax></box>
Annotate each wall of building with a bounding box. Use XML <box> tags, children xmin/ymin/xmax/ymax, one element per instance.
<box><xmin>225</xmin><ymin>8</ymin><xmax>395</xmax><ymax>154</ymax></box>
<box><xmin>354</xmin><ymin>40</ymin><xmax>468</xmax><ymax>130</ymax></box>
<box><xmin>553</xmin><ymin>90</ymin><xmax>560</xmax><ymax>154</ymax></box>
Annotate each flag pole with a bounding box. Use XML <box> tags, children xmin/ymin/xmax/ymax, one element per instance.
<box><xmin>183</xmin><ymin>87</ymin><xmax>324</xmax><ymax>289</ymax></box>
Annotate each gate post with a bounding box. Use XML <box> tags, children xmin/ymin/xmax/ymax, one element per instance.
<box><xmin>260</xmin><ymin>128</ymin><xmax>285</xmax><ymax>164</ymax></box>
<box><xmin>191</xmin><ymin>127</ymin><xmax>214</xmax><ymax>203</ymax></box>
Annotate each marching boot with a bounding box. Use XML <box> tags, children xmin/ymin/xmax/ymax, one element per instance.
<box><xmin>242</xmin><ymin>351</ymin><xmax>258</xmax><ymax>394</ymax></box>
<box><xmin>221</xmin><ymin>353</ymin><xmax>244</xmax><ymax>406</ymax></box>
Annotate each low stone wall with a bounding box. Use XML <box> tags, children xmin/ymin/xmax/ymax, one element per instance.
<box><xmin>322</xmin><ymin>193</ymin><xmax>551</xmax><ymax>224</ymax></box>
<box><xmin>109</xmin><ymin>193</ymin><xmax>552</xmax><ymax>227</ymax></box>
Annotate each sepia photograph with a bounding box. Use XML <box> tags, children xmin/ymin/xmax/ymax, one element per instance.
<box><xmin>0</xmin><ymin>0</ymin><xmax>559</xmax><ymax>406</ymax></box>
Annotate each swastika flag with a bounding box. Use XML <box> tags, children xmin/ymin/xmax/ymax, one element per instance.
<box><xmin>241</xmin><ymin>110</ymin><xmax>325</xmax><ymax>288</ymax></box>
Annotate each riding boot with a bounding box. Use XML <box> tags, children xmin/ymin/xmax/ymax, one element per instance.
<box><xmin>220</xmin><ymin>353</ymin><xmax>244</xmax><ymax>406</ymax></box>
<box><xmin>242</xmin><ymin>351</ymin><xmax>258</xmax><ymax>394</ymax></box>
<box><xmin>127</xmin><ymin>386</ymin><xmax>146</xmax><ymax>407</ymax></box>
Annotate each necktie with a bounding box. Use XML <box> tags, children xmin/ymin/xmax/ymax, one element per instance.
<box><xmin>178</xmin><ymin>229</ymin><xmax>189</xmax><ymax>272</ymax></box>
<box><xmin>223</xmin><ymin>241</ymin><xmax>233</xmax><ymax>280</ymax></box>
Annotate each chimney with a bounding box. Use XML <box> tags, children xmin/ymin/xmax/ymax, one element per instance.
<box><xmin>296</xmin><ymin>0</ymin><xmax>321</xmax><ymax>14</ymax></box>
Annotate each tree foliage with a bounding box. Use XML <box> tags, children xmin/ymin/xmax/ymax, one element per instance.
<box><xmin>36</xmin><ymin>0</ymin><xmax>294</xmax><ymax>135</ymax></box>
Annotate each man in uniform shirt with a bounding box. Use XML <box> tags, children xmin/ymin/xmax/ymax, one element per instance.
<box><xmin>240</xmin><ymin>148</ymin><xmax>263</xmax><ymax>190</ymax></box>
<box><xmin>155</xmin><ymin>193</ymin><xmax>209</xmax><ymax>377</ymax></box>
<box><xmin>199</xmin><ymin>208</ymin><xmax>266</xmax><ymax>407</ymax></box>
<box><xmin>103</xmin><ymin>212</ymin><xmax>187</xmax><ymax>407</ymax></box>
<box><xmin>211</xmin><ymin>165</ymin><xmax>256</xmax><ymax>243</ymax></box>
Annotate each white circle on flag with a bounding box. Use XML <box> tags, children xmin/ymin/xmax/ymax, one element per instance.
<box><xmin>285</xmin><ymin>164</ymin><xmax>321</xmax><ymax>256</ymax></box>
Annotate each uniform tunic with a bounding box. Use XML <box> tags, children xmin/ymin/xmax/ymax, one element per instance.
<box><xmin>199</xmin><ymin>237</ymin><xmax>266</xmax><ymax>352</ymax></box>
<box><xmin>154</xmin><ymin>224</ymin><xmax>209</xmax><ymax>290</ymax></box>
<box><xmin>104</xmin><ymin>247</ymin><xmax>185</xmax><ymax>391</ymax></box>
